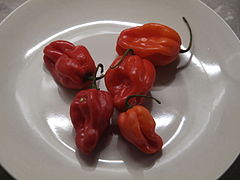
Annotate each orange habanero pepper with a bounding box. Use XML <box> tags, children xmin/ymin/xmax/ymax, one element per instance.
<box><xmin>116</xmin><ymin>17</ymin><xmax>192</xmax><ymax>66</ymax></box>
<box><xmin>118</xmin><ymin>95</ymin><xmax>163</xmax><ymax>154</ymax></box>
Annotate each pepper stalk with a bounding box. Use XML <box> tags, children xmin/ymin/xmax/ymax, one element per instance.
<box><xmin>91</xmin><ymin>63</ymin><xmax>104</xmax><ymax>90</ymax></box>
<box><xmin>125</xmin><ymin>95</ymin><xmax>161</xmax><ymax>110</ymax></box>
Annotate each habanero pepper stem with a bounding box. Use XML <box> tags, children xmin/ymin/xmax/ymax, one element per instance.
<box><xmin>125</xmin><ymin>95</ymin><xmax>161</xmax><ymax>109</ymax></box>
<box><xmin>91</xmin><ymin>63</ymin><xmax>104</xmax><ymax>90</ymax></box>
<box><xmin>86</xmin><ymin>74</ymin><xmax>105</xmax><ymax>81</ymax></box>
<box><xmin>179</xmin><ymin>17</ymin><xmax>192</xmax><ymax>53</ymax></box>
<box><xmin>110</xmin><ymin>48</ymin><xmax>134</xmax><ymax>69</ymax></box>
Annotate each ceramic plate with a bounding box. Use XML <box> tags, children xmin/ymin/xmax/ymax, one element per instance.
<box><xmin>0</xmin><ymin>0</ymin><xmax>240</xmax><ymax>179</ymax></box>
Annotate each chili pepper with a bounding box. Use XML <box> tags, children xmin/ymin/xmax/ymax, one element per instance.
<box><xmin>70</xmin><ymin>64</ymin><xmax>114</xmax><ymax>154</ymax></box>
<box><xmin>104</xmin><ymin>49</ymin><xmax>156</xmax><ymax>112</ymax></box>
<box><xmin>43</xmin><ymin>40</ymin><xmax>96</xmax><ymax>89</ymax></box>
<box><xmin>118</xmin><ymin>95</ymin><xmax>163</xmax><ymax>154</ymax></box>
<box><xmin>116</xmin><ymin>17</ymin><xmax>192</xmax><ymax>66</ymax></box>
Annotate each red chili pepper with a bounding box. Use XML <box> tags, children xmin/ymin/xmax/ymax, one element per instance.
<box><xmin>43</xmin><ymin>40</ymin><xmax>96</xmax><ymax>89</ymax></box>
<box><xmin>116</xmin><ymin>17</ymin><xmax>192</xmax><ymax>66</ymax></box>
<box><xmin>118</xmin><ymin>95</ymin><xmax>163</xmax><ymax>154</ymax></box>
<box><xmin>104</xmin><ymin>49</ymin><xmax>156</xmax><ymax>112</ymax></box>
<box><xmin>70</xmin><ymin>64</ymin><xmax>113</xmax><ymax>154</ymax></box>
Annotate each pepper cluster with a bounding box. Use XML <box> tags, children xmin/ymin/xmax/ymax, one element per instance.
<box><xmin>43</xmin><ymin>17</ymin><xmax>192</xmax><ymax>155</ymax></box>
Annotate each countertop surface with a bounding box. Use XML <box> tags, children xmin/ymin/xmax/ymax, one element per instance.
<box><xmin>0</xmin><ymin>0</ymin><xmax>239</xmax><ymax>179</ymax></box>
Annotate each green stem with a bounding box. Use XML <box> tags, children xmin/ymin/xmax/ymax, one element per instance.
<box><xmin>110</xmin><ymin>49</ymin><xmax>133</xmax><ymax>69</ymax></box>
<box><xmin>125</xmin><ymin>95</ymin><xmax>161</xmax><ymax>109</ymax></box>
<box><xmin>87</xmin><ymin>74</ymin><xmax>105</xmax><ymax>81</ymax></box>
<box><xmin>91</xmin><ymin>63</ymin><xmax>104</xmax><ymax>90</ymax></box>
<box><xmin>180</xmin><ymin>17</ymin><xmax>192</xmax><ymax>53</ymax></box>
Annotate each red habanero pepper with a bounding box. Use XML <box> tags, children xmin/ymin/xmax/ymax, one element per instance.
<box><xmin>43</xmin><ymin>40</ymin><xmax>96</xmax><ymax>89</ymax></box>
<box><xmin>116</xmin><ymin>17</ymin><xmax>192</xmax><ymax>66</ymax></box>
<box><xmin>118</xmin><ymin>95</ymin><xmax>163</xmax><ymax>154</ymax></box>
<box><xmin>70</xmin><ymin>64</ymin><xmax>113</xmax><ymax>154</ymax></box>
<box><xmin>104</xmin><ymin>49</ymin><xmax>156</xmax><ymax>112</ymax></box>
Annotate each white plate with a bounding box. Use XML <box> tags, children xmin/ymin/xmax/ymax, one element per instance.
<box><xmin>0</xmin><ymin>0</ymin><xmax>240</xmax><ymax>179</ymax></box>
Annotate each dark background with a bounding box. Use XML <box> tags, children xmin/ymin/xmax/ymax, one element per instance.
<box><xmin>0</xmin><ymin>0</ymin><xmax>239</xmax><ymax>179</ymax></box>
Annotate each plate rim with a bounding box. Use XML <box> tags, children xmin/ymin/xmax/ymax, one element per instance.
<box><xmin>0</xmin><ymin>0</ymin><xmax>239</xmax><ymax>179</ymax></box>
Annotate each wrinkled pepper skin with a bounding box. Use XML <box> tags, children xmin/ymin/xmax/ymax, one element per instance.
<box><xmin>104</xmin><ymin>55</ymin><xmax>156</xmax><ymax>112</ymax></box>
<box><xmin>116</xmin><ymin>23</ymin><xmax>182</xmax><ymax>66</ymax></box>
<box><xmin>118</xmin><ymin>105</ymin><xmax>163</xmax><ymax>154</ymax></box>
<box><xmin>43</xmin><ymin>40</ymin><xmax>96</xmax><ymax>89</ymax></box>
<box><xmin>70</xmin><ymin>89</ymin><xmax>113</xmax><ymax>154</ymax></box>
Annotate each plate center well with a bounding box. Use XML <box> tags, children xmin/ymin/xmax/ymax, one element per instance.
<box><xmin>15</xmin><ymin>22</ymin><xmax>213</xmax><ymax>169</ymax></box>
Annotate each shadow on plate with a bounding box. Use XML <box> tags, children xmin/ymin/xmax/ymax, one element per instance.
<box><xmin>116</xmin><ymin>135</ymin><xmax>162</xmax><ymax>178</ymax></box>
<box><xmin>57</xmin><ymin>81</ymin><xmax>102</xmax><ymax>104</ymax></box>
<box><xmin>57</xmin><ymin>87</ymin><xmax>79</xmax><ymax>104</ymax></box>
<box><xmin>153</xmin><ymin>53</ymin><xmax>193</xmax><ymax>90</ymax></box>
<box><xmin>42</xmin><ymin>63</ymin><xmax>50</xmax><ymax>74</ymax></box>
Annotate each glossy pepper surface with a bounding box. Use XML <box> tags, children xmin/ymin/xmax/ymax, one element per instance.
<box><xmin>104</xmin><ymin>53</ymin><xmax>156</xmax><ymax>112</ymax></box>
<box><xmin>70</xmin><ymin>64</ymin><xmax>113</xmax><ymax>154</ymax></box>
<box><xmin>118</xmin><ymin>105</ymin><xmax>163</xmax><ymax>154</ymax></box>
<box><xmin>43</xmin><ymin>40</ymin><xmax>96</xmax><ymax>89</ymax></box>
<box><xmin>116</xmin><ymin>18</ymin><xmax>192</xmax><ymax>66</ymax></box>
